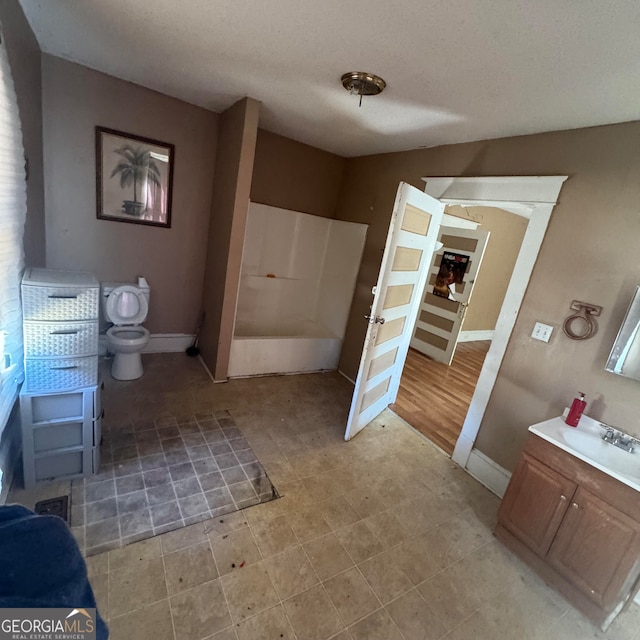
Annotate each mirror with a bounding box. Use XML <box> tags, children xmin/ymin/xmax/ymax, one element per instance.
<box><xmin>606</xmin><ymin>286</ymin><xmax>640</xmax><ymax>380</ymax></box>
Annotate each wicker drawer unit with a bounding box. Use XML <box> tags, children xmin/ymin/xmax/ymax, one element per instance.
<box><xmin>21</xmin><ymin>268</ymin><xmax>102</xmax><ymax>486</ymax></box>
<box><xmin>23</xmin><ymin>356</ymin><xmax>99</xmax><ymax>394</ymax></box>
<box><xmin>22</xmin><ymin>285</ymin><xmax>100</xmax><ymax>322</ymax></box>
<box><xmin>23</xmin><ymin>320</ymin><xmax>99</xmax><ymax>358</ymax></box>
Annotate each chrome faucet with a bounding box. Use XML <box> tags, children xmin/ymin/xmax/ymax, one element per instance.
<box><xmin>599</xmin><ymin>423</ymin><xmax>638</xmax><ymax>453</ymax></box>
<box><xmin>615</xmin><ymin>434</ymin><xmax>638</xmax><ymax>453</ymax></box>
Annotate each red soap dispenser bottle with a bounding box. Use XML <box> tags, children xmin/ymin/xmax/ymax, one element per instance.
<box><xmin>565</xmin><ymin>392</ymin><xmax>587</xmax><ymax>427</ymax></box>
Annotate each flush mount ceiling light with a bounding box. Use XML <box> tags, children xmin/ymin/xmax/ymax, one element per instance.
<box><xmin>341</xmin><ymin>72</ymin><xmax>386</xmax><ymax>107</ymax></box>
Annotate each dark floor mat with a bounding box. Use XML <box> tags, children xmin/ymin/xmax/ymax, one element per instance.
<box><xmin>71</xmin><ymin>410</ymin><xmax>278</xmax><ymax>556</ymax></box>
<box><xmin>35</xmin><ymin>496</ymin><xmax>69</xmax><ymax>522</ymax></box>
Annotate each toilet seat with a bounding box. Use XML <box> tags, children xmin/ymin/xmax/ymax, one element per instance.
<box><xmin>106</xmin><ymin>285</ymin><xmax>148</xmax><ymax>325</ymax></box>
<box><xmin>107</xmin><ymin>325</ymin><xmax>150</xmax><ymax>345</ymax></box>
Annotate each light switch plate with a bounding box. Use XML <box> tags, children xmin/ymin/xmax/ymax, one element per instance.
<box><xmin>532</xmin><ymin>322</ymin><xmax>553</xmax><ymax>342</ymax></box>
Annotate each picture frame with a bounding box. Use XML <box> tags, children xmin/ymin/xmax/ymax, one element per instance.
<box><xmin>96</xmin><ymin>126</ymin><xmax>175</xmax><ymax>228</ymax></box>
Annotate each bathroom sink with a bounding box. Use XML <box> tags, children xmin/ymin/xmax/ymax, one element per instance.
<box><xmin>560</xmin><ymin>430</ymin><xmax>640</xmax><ymax>482</ymax></box>
<box><xmin>529</xmin><ymin>415</ymin><xmax>640</xmax><ymax>492</ymax></box>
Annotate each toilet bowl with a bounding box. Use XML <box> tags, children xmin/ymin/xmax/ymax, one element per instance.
<box><xmin>106</xmin><ymin>326</ymin><xmax>150</xmax><ymax>379</ymax></box>
<box><xmin>102</xmin><ymin>281</ymin><xmax>151</xmax><ymax>380</ymax></box>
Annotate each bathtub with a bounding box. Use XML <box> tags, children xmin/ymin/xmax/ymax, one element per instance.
<box><xmin>228</xmin><ymin>320</ymin><xmax>342</xmax><ymax>378</ymax></box>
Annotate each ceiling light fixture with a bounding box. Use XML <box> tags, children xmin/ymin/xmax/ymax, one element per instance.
<box><xmin>341</xmin><ymin>72</ymin><xmax>386</xmax><ymax>107</ymax></box>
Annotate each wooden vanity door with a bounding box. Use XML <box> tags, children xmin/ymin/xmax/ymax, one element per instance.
<box><xmin>498</xmin><ymin>453</ymin><xmax>577</xmax><ymax>557</ymax></box>
<box><xmin>547</xmin><ymin>487</ymin><xmax>640</xmax><ymax>611</ymax></box>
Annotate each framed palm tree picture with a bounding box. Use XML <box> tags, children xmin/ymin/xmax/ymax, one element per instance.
<box><xmin>96</xmin><ymin>127</ymin><xmax>175</xmax><ymax>228</ymax></box>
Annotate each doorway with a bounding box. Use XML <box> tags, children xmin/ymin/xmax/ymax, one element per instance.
<box><xmin>391</xmin><ymin>341</ymin><xmax>490</xmax><ymax>452</ymax></box>
<box><xmin>342</xmin><ymin>176</ymin><xmax>568</xmax><ymax>492</ymax></box>
<box><xmin>391</xmin><ymin>203</ymin><xmax>528</xmax><ymax>454</ymax></box>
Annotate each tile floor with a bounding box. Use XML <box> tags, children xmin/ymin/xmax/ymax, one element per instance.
<box><xmin>71</xmin><ymin>410</ymin><xmax>276</xmax><ymax>555</ymax></box>
<box><xmin>10</xmin><ymin>354</ymin><xmax>640</xmax><ymax>639</ymax></box>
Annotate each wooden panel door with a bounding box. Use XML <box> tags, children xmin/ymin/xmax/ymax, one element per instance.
<box><xmin>344</xmin><ymin>182</ymin><xmax>444</xmax><ymax>440</ymax></box>
<box><xmin>498</xmin><ymin>453</ymin><xmax>577</xmax><ymax>557</ymax></box>
<box><xmin>411</xmin><ymin>225</ymin><xmax>489</xmax><ymax>365</ymax></box>
<box><xmin>547</xmin><ymin>487</ymin><xmax>640</xmax><ymax>611</ymax></box>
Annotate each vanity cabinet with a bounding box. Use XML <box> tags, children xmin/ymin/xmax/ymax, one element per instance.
<box><xmin>499</xmin><ymin>452</ymin><xmax>577</xmax><ymax>556</ymax></box>
<box><xmin>546</xmin><ymin>487</ymin><xmax>640</xmax><ymax>611</ymax></box>
<box><xmin>497</xmin><ymin>434</ymin><xmax>640</xmax><ymax>629</ymax></box>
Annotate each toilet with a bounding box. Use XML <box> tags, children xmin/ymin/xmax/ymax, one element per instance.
<box><xmin>102</xmin><ymin>279</ymin><xmax>151</xmax><ymax>380</ymax></box>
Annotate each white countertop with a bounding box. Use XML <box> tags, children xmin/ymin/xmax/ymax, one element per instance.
<box><xmin>529</xmin><ymin>414</ymin><xmax>640</xmax><ymax>493</ymax></box>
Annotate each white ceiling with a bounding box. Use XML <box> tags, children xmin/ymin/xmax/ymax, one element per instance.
<box><xmin>19</xmin><ymin>0</ymin><xmax>640</xmax><ymax>157</ymax></box>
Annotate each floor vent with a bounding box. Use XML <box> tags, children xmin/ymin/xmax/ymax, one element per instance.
<box><xmin>35</xmin><ymin>496</ymin><xmax>69</xmax><ymax>523</ymax></box>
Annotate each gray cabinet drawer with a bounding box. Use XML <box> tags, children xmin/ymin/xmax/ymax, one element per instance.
<box><xmin>21</xmin><ymin>389</ymin><xmax>89</xmax><ymax>423</ymax></box>
<box><xmin>33</xmin><ymin>421</ymin><xmax>84</xmax><ymax>453</ymax></box>
<box><xmin>34</xmin><ymin>450</ymin><xmax>85</xmax><ymax>482</ymax></box>
<box><xmin>20</xmin><ymin>385</ymin><xmax>102</xmax><ymax>487</ymax></box>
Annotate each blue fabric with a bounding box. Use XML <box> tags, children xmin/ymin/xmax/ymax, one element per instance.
<box><xmin>0</xmin><ymin>504</ymin><xmax>108</xmax><ymax>639</ymax></box>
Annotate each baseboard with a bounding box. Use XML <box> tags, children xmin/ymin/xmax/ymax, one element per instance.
<box><xmin>143</xmin><ymin>334</ymin><xmax>194</xmax><ymax>353</ymax></box>
<box><xmin>338</xmin><ymin>369</ymin><xmax>356</xmax><ymax>385</ymax></box>
<box><xmin>458</xmin><ymin>330</ymin><xmax>494</xmax><ymax>343</ymax></box>
<box><xmin>465</xmin><ymin>448</ymin><xmax>511</xmax><ymax>497</ymax></box>
<box><xmin>99</xmin><ymin>333</ymin><xmax>194</xmax><ymax>355</ymax></box>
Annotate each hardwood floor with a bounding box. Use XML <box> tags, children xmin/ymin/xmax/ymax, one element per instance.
<box><xmin>390</xmin><ymin>341</ymin><xmax>490</xmax><ymax>455</ymax></box>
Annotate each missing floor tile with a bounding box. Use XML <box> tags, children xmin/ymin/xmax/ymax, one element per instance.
<box><xmin>34</xmin><ymin>496</ymin><xmax>69</xmax><ymax>523</ymax></box>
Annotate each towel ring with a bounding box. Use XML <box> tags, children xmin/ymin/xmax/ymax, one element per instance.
<box><xmin>562</xmin><ymin>301</ymin><xmax>602</xmax><ymax>340</ymax></box>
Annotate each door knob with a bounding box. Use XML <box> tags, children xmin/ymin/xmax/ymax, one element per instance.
<box><xmin>364</xmin><ymin>314</ymin><xmax>385</xmax><ymax>325</ymax></box>
<box><xmin>559</xmin><ymin>495</ymin><xmax>567</xmax><ymax>502</ymax></box>
<box><xmin>571</xmin><ymin>502</ymin><xmax>579</xmax><ymax>509</ymax></box>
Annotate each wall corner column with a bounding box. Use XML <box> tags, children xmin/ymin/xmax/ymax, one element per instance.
<box><xmin>199</xmin><ymin>97</ymin><xmax>260</xmax><ymax>381</ymax></box>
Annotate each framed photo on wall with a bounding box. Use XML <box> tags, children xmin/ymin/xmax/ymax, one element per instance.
<box><xmin>96</xmin><ymin>126</ymin><xmax>175</xmax><ymax>228</ymax></box>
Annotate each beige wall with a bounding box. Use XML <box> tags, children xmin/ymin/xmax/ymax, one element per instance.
<box><xmin>200</xmin><ymin>99</ymin><xmax>260</xmax><ymax>380</ymax></box>
<box><xmin>251</xmin><ymin>129</ymin><xmax>346</xmax><ymax>218</ymax></box>
<box><xmin>1</xmin><ymin>0</ymin><xmax>45</xmax><ymax>266</ymax></box>
<box><xmin>445</xmin><ymin>206</ymin><xmax>527</xmax><ymax>332</ymax></box>
<box><xmin>336</xmin><ymin>121</ymin><xmax>640</xmax><ymax>471</ymax></box>
<box><xmin>41</xmin><ymin>55</ymin><xmax>218</xmax><ymax>334</ymax></box>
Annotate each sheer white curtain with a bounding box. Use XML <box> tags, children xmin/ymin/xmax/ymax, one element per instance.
<box><xmin>0</xmin><ymin>24</ymin><xmax>27</xmax><ymax>434</ymax></box>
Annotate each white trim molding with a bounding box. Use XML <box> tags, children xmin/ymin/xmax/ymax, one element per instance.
<box><xmin>465</xmin><ymin>449</ymin><xmax>512</xmax><ymax>497</ymax></box>
<box><xmin>423</xmin><ymin>176</ymin><xmax>568</xmax><ymax>207</ymax></box>
<box><xmin>422</xmin><ymin>176</ymin><xmax>568</xmax><ymax>474</ymax></box>
<box><xmin>458</xmin><ymin>330</ymin><xmax>494</xmax><ymax>343</ymax></box>
<box><xmin>143</xmin><ymin>334</ymin><xmax>194</xmax><ymax>353</ymax></box>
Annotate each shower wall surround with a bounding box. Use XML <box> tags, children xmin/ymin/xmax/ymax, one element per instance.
<box><xmin>229</xmin><ymin>202</ymin><xmax>367</xmax><ymax>377</ymax></box>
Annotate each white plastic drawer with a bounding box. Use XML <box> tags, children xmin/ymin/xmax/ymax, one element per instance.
<box><xmin>22</xmin><ymin>284</ymin><xmax>99</xmax><ymax>321</ymax></box>
<box><xmin>33</xmin><ymin>421</ymin><xmax>84</xmax><ymax>453</ymax></box>
<box><xmin>24</xmin><ymin>320</ymin><xmax>99</xmax><ymax>358</ymax></box>
<box><xmin>24</xmin><ymin>356</ymin><xmax>99</xmax><ymax>393</ymax></box>
<box><xmin>34</xmin><ymin>450</ymin><xmax>84</xmax><ymax>482</ymax></box>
